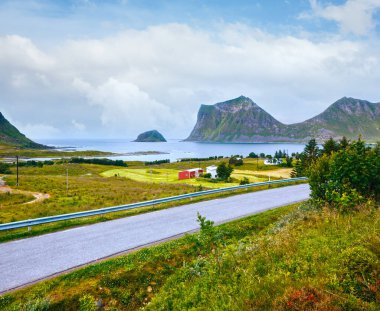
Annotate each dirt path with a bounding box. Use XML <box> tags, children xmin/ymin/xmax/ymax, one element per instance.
<box><xmin>0</xmin><ymin>177</ymin><xmax>50</xmax><ymax>204</ymax></box>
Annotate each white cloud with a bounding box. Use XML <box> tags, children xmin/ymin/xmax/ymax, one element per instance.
<box><xmin>15</xmin><ymin>123</ymin><xmax>60</xmax><ymax>139</ymax></box>
<box><xmin>71</xmin><ymin>119</ymin><xmax>86</xmax><ymax>131</ymax></box>
<box><xmin>0</xmin><ymin>35</ymin><xmax>54</xmax><ymax>70</ymax></box>
<box><xmin>308</xmin><ymin>0</ymin><xmax>380</xmax><ymax>36</ymax></box>
<box><xmin>1</xmin><ymin>23</ymin><xmax>380</xmax><ymax>138</ymax></box>
<box><xmin>73</xmin><ymin>77</ymin><xmax>173</xmax><ymax>134</ymax></box>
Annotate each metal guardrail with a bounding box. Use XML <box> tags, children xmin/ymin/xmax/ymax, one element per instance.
<box><xmin>0</xmin><ymin>177</ymin><xmax>307</xmax><ymax>231</ymax></box>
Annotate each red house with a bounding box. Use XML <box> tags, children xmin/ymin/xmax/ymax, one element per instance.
<box><xmin>178</xmin><ymin>168</ymin><xmax>204</xmax><ymax>180</ymax></box>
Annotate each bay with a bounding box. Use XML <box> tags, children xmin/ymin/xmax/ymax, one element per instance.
<box><xmin>35</xmin><ymin>138</ymin><xmax>306</xmax><ymax>162</ymax></box>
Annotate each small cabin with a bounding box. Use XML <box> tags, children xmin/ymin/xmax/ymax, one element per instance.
<box><xmin>178</xmin><ymin>168</ymin><xmax>204</xmax><ymax>180</ymax></box>
<box><xmin>264</xmin><ymin>158</ymin><xmax>283</xmax><ymax>165</ymax></box>
<box><xmin>206</xmin><ymin>165</ymin><xmax>218</xmax><ymax>179</ymax></box>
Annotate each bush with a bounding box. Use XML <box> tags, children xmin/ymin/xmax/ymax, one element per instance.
<box><xmin>337</xmin><ymin>246</ymin><xmax>379</xmax><ymax>302</ymax></box>
<box><xmin>201</xmin><ymin>173</ymin><xmax>211</xmax><ymax>178</ymax></box>
<box><xmin>79</xmin><ymin>294</ymin><xmax>97</xmax><ymax>311</ymax></box>
<box><xmin>240</xmin><ymin>177</ymin><xmax>250</xmax><ymax>185</ymax></box>
<box><xmin>145</xmin><ymin>159</ymin><xmax>169</xmax><ymax>165</ymax></box>
<box><xmin>21</xmin><ymin>298</ymin><xmax>50</xmax><ymax>311</ymax></box>
<box><xmin>229</xmin><ymin>157</ymin><xmax>243</xmax><ymax>166</ymax></box>
<box><xmin>308</xmin><ymin>139</ymin><xmax>380</xmax><ymax>208</ymax></box>
<box><xmin>70</xmin><ymin>157</ymin><xmax>127</xmax><ymax>167</ymax></box>
<box><xmin>0</xmin><ymin>162</ymin><xmax>11</xmax><ymax>174</ymax></box>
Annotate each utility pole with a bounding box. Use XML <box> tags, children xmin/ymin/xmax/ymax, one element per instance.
<box><xmin>66</xmin><ymin>167</ymin><xmax>69</xmax><ymax>194</ymax></box>
<box><xmin>16</xmin><ymin>155</ymin><xmax>19</xmax><ymax>187</ymax></box>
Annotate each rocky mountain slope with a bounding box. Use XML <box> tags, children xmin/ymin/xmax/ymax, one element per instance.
<box><xmin>0</xmin><ymin>112</ymin><xmax>47</xmax><ymax>149</ymax></box>
<box><xmin>185</xmin><ymin>96</ymin><xmax>380</xmax><ymax>143</ymax></box>
<box><xmin>134</xmin><ymin>130</ymin><xmax>167</xmax><ymax>142</ymax></box>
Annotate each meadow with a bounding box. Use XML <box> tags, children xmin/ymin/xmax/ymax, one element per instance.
<box><xmin>100</xmin><ymin>168</ymin><xmax>268</xmax><ymax>188</ymax></box>
<box><xmin>0</xmin><ymin>159</ymin><xmax>294</xmax><ymax>242</ymax></box>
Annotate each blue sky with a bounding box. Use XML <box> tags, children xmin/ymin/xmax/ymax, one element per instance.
<box><xmin>0</xmin><ymin>0</ymin><xmax>365</xmax><ymax>40</ymax></box>
<box><xmin>0</xmin><ymin>0</ymin><xmax>380</xmax><ymax>139</ymax></box>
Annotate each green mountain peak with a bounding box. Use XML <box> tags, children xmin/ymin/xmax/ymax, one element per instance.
<box><xmin>186</xmin><ymin>96</ymin><xmax>380</xmax><ymax>143</ymax></box>
<box><xmin>0</xmin><ymin>112</ymin><xmax>47</xmax><ymax>149</ymax></box>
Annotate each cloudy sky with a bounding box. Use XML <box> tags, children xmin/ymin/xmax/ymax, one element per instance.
<box><xmin>1</xmin><ymin>0</ymin><xmax>380</xmax><ymax>140</ymax></box>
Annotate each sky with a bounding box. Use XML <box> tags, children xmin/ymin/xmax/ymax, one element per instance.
<box><xmin>1</xmin><ymin>0</ymin><xmax>380</xmax><ymax>139</ymax></box>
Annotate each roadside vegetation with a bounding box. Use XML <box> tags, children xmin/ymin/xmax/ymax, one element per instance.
<box><xmin>0</xmin><ymin>204</ymin><xmax>297</xmax><ymax>310</ymax></box>
<box><xmin>0</xmin><ymin>192</ymin><xmax>34</xmax><ymax>207</ymax></box>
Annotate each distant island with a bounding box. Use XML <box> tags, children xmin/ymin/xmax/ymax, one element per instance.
<box><xmin>185</xmin><ymin>96</ymin><xmax>380</xmax><ymax>143</ymax></box>
<box><xmin>0</xmin><ymin>112</ymin><xmax>48</xmax><ymax>149</ymax></box>
<box><xmin>134</xmin><ymin>130</ymin><xmax>167</xmax><ymax>142</ymax></box>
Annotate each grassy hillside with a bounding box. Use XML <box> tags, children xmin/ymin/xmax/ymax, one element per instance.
<box><xmin>1</xmin><ymin>202</ymin><xmax>378</xmax><ymax>310</ymax></box>
<box><xmin>0</xmin><ymin>113</ymin><xmax>47</xmax><ymax>149</ymax></box>
<box><xmin>0</xmin><ymin>204</ymin><xmax>297</xmax><ymax>310</ymax></box>
<box><xmin>147</xmin><ymin>202</ymin><xmax>380</xmax><ymax>310</ymax></box>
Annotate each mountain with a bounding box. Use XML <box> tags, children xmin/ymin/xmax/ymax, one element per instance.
<box><xmin>288</xmin><ymin>97</ymin><xmax>380</xmax><ymax>141</ymax></box>
<box><xmin>134</xmin><ymin>130</ymin><xmax>167</xmax><ymax>142</ymax></box>
<box><xmin>185</xmin><ymin>96</ymin><xmax>380</xmax><ymax>143</ymax></box>
<box><xmin>0</xmin><ymin>112</ymin><xmax>47</xmax><ymax>149</ymax></box>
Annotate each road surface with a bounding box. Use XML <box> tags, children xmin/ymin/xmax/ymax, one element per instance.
<box><xmin>0</xmin><ymin>184</ymin><xmax>310</xmax><ymax>293</ymax></box>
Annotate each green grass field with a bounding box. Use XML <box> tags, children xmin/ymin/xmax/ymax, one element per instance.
<box><xmin>100</xmin><ymin>168</ymin><xmax>269</xmax><ymax>188</ymax></box>
<box><xmin>1</xmin><ymin>202</ymin><xmax>378</xmax><ymax>310</ymax></box>
<box><xmin>0</xmin><ymin>162</ymin><xmax>298</xmax><ymax>243</ymax></box>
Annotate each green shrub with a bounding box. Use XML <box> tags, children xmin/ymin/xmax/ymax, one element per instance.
<box><xmin>338</xmin><ymin>246</ymin><xmax>379</xmax><ymax>302</ymax></box>
<box><xmin>201</xmin><ymin>173</ymin><xmax>211</xmax><ymax>178</ymax></box>
<box><xmin>79</xmin><ymin>294</ymin><xmax>97</xmax><ymax>311</ymax></box>
<box><xmin>240</xmin><ymin>177</ymin><xmax>250</xmax><ymax>185</ymax></box>
<box><xmin>308</xmin><ymin>139</ymin><xmax>380</xmax><ymax>209</ymax></box>
<box><xmin>229</xmin><ymin>157</ymin><xmax>243</xmax><ymax>166</ymax></box>
<box><xmin>21</xmin><ymin>298</ymin><xmax>50</xmax><ymax>311</ymax></box>
<box><xmin>0</xmin><ymin>162</ymin><xmax>11</xmax><ymax>174</ymax></box>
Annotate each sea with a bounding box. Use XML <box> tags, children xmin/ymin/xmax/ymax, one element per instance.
<box><xmin>34</xmin><ymin>139</ymin><xmax>306</xmax><ymax>162</ymax></box>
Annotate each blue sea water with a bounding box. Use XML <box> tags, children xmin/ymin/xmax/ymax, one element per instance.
<box><xmin>35</xmin><ymin>138</ymin><xmax>306</xmax><ymax>162</ymax></box>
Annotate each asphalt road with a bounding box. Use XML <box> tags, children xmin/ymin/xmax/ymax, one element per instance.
<box><xmin>0</xmin><ymin>184</ymin><xmax>310</xmax><ymax>293</ymax></box>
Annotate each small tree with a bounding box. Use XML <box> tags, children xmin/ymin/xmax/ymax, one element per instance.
<box><xmin>216</xmin><ymin>162</ymin><xmax>233</xmax><ymax>180</ymax></box>
<box><xmin>229</xmin><ymin>157</ymin><xmax>243</xmax><ymax>166</ymax></box>
<box><xmin>339</xmin><ymin>136</ymin><xmax>350</xmax><ymax>150</ymax></box>
<box><xmin>322</xmin><ymin>137</ymin><xmax>339</xmax><ymax>155</ymax></box>
<box><xmin>304</xmin><ymin>138</ymin><xmax>320</xmax><ymax>162</ymax></box>
<box><xmin>248</xmin><ymin>152</ymin><xmax>258</xmax><ymax>158</ymax></box>
<box><xmin>291</xmin><ymin>139</ymin><xmax>321</xmax><ymax>177</ymax></box>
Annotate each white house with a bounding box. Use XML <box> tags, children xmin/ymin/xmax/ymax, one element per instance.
<box><xmin>206</xmin><ymin>165</ymin><xmax>218</xmax><ymax>178</ymax></box>
<box><xmin>264</xmin><ymin>158</ymin><xmax>283</xmax><ymax>165</ymax></box>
